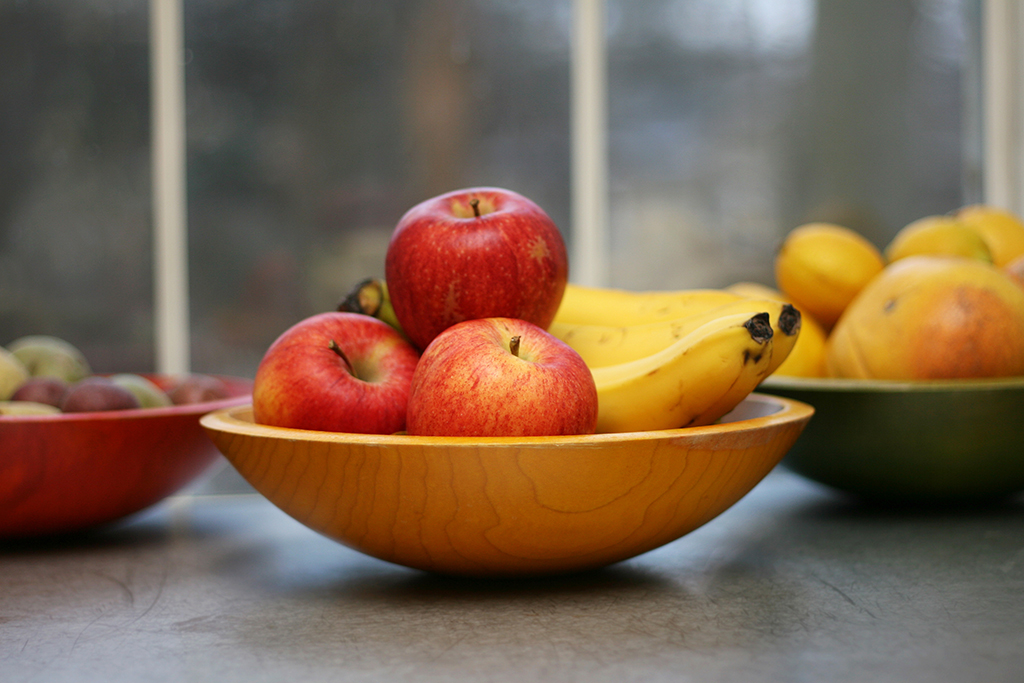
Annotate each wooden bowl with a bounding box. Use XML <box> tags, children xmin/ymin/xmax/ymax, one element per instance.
<box><xmin>761</xmin><ymin>375</ymin><xmax>1024</xmax><ymax>503</ymax></box>
<box><xmin>200</xmin><ymin>393</ymin><xmax>813</xmax><ymax>577</ymax></box>
<box><xmin>0</xmin><ymin>375</ymin><xmax>253</xmax><ymax>539</ymax></box>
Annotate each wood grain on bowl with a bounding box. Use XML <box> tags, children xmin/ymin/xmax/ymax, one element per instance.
<box><xmin>201</xmin><ymin>393</ymin><xmax>813</xmax><ymax>577</ymax></box>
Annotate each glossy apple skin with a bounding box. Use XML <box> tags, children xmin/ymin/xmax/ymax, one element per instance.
<box><xmin>385</xmin><ymin>187</ymin><xmax>569</xmax><ymax>350</ymax></box>
<box><xmin>253</xmin><ymin>312</ymin><xmax>420</xmax><ymax>434</ymax></box>
<box><xmin>406</xmin><ymin>317</ymin><xmax>598</xmax><ymax>437</ymax></box>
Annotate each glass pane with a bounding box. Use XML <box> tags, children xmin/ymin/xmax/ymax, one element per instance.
<box><xmin>1</xmin><ymin>0</ymin><xmax>975</xmax><ymax>494</ymax></box>
<box><xmin>0</xmin><ymin>0</ymin><xmax>974</xmax><ymax>366</ymax></box>
<box><xmin>0</xmin><ymin>2</ymin><xmax>153</xmax><ymax>370</ymax></box>
<box><xmin>179</xmin><ymin>0</ymin><xmax>573</xmax><ymax>379</ymax></box>
<box><xmin>606</xmin><ymin>0</ymin><xmax>972</xmax><ymax>290</ymax></box>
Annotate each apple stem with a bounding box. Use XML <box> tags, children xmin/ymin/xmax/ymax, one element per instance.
<box><xmin>509</xmin><ymin>335</ymin><xmax>521</xmax><ymax>358</ymax></box>
<box><xmin>328</xmin><ymin>339</ymin><xmax>356</xmax><ymax>376</ymax></box>
<box><xmin>470</xmin><ymin>198</ymin><xmax>481</xmax><ymax>218</ymax></box>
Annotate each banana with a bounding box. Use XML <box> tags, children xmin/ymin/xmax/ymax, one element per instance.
<box><xmin>592</xmin><ymin>311</ymin><xmax>775</xmax><ymax>433</ymax></box>
<box><xmin>554</xmin><ymin>283</ymin><xmax>745</xmax><ymax>327</ymax></box>
<box><xmin>551</xmin><ymin>298</ymin><xmax>801</xmax><ymax>374</ymax></box>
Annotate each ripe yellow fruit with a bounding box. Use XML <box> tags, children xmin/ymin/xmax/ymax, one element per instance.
<box><xmin>0</xmin><ymin>346</ymin><xmax>30</xmax><ymax>400</ymax></box>
<box><xmin>775</xmin><ymin>313</ymin><xmax>827</xmax><ymax>377</ymax></box>
<box><xmin>725</xmin><ymin>281</ymin><xmax>827</xmax><ymax>377</ymax></box>
<box><xmin>825</xmin><ymin>256</ymin><xmax>1024</xmax><ymax>379</ymax></box>
<box><xmin>1005</xmin><ymin>252</ymin><xmax>1024</xmax><ymax>290</ymax></box>
<box><xmin>723</xmin><ymin>281</ymin><xmax>785</xmax><ymax>301</ymax></box>
<box><xmin>884</xmin><ymin>215</ymin><xmax>992</xmax><ymax>264</ymax></box>
<box><xmin>774</xmin><ymin>223</ymin><xmax>885</xmax><ymax>330</ymax></box>
<box><xmin>954</xmin><ymin>204</ymin><xmax>1024</xmax><ymax>267</ymax></box>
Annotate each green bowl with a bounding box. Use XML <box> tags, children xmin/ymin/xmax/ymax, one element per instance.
<box><xmin>760</xmin><ymin>375</ymin><xmax>1024</xmax><ymax>503</ymax></box>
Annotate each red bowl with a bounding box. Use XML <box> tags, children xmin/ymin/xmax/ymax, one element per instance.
<box><xmin>0</xmin><ymin>374</ymin><xmax>252</xmax><ymax>539</ymax></box>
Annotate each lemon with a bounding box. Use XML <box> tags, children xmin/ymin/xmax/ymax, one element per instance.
<box><xmin>723</xmin><ymin>281</ymin><xmax>785</xmax><ymax>301</ymax></box>
<box><xmin>774</xmin><ymin>223</ymin><xmax>885</xmax><ymax>329</ymax></box>
<box><xmin>955</xmin><ymin>204</ymin><xmax>1024</xmax><ymax>267</ymax></box>
<box><xmin>775</xmin><ymin>312</ymin><xmax>827</xmax><ymax>377</ymax></box>
<box><xmin>884</xmin><ymin>215</ymin><xmax>993</xmax><ymax>264</ymax></box>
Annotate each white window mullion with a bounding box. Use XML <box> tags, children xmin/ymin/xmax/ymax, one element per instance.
<box><xmin>571</xmin><ymin>0</ymin><xmax>609</xmax><ymax>287</ymax></box>
<box><xmin>983</xmin><ymin>0</ymin><xmax>1024</xmax><ymax>214</ymax></box>
<box><xmin>150</xmin><ymin>0</ymin><xmax>191</xmax><ymax>374</ymax></box>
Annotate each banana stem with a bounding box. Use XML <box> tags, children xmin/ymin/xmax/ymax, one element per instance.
<box><xmin>337</xmin><ymin>278</ymin><xmax>410</xmax><ymax>341</ymax></box>
<box><xmin>338</xmin><ymin>278</ymin><xmax>384</xmax><ymax>316</ymax></box>
<box><xmin>743</xmin><ymin>312</ymin><xmax>773</xmax><ymax>343</ymax></box>
<box><xmin>779</xmin><ymin>304</ymin><xmax>802</xmax><ymax>337</ymax></box>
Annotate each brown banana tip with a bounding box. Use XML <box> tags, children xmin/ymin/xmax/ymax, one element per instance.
<box><xmin>779</xmin><ymin>304</ymin><xmax>802</xmax><ymax>336</ymax></box>
<box><xmin>744</xmin><ymin>312</ymin><xmax>774</xmax><ymax>344</ymax></box>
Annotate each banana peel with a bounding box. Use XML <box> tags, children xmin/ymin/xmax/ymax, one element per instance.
<box><xmin>337</xmin><ymin>278</ymin><xmax>410</xmax><ymax>341</ymax></box>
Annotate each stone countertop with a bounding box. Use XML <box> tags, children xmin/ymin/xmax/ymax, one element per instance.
<box><xmin>2</xmin><ymin>470</ymin><xmax>1022</xmax><ymax>682</ymax></box>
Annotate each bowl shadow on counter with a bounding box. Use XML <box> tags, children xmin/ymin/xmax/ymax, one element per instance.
<box><xmin>0</xmin><ymin>494</ymin><xmax>249</xmax><ymax>558</ymax></box>
<box><xmin>0</xmin><ymin>526</ymin><xmax>169</xmax><ymax>559</ymax></box>
<box><xmin>334</xmin><ymin>559</ymin><xmax>675</xmax><ymax>601</ymax></box>
<box><xmin>778</xmin><ymin>483</ymin><xmax>1024</xmax><ymax>523</ymax></box>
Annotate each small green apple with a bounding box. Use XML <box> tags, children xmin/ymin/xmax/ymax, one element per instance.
<box><xmin>8</xmin><ymin>335</ymin><xmax>91</xmax><ymax>382</ymax></box>
<box><xmin>110</xmin><ymin>373</ymin><xmax>173</xmax><ymax>408</ymax></box>
<box><xmin>0</xmin><ymin>400</ymin><xmax>62</xmax><ymax>416</ymax></box>
<box><xmin>0</xmin><ymin>346</ymin><xmax>30</xmax><ymax>400</ymax></box>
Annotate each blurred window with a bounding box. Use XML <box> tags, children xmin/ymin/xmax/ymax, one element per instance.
<box><xmin>0</xmin><ymin>1</ymin><xmax>978</xmax><ymax>372</ymax></box>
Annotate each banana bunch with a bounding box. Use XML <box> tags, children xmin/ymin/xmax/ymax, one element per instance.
<box><xmin>554</xmin><ymin>283</ymin><xmax>743</xmax><ymax>327</ymax></box>
<box><xmin>553</xmin><ymin>283</ymin><xmax>799</xmax><ymax>432</ymax></box>
<box><xmin>339</xmin><ymin>279</ymin><xmax>800</xmax><ymax>434</ymax></box>
<box><xmin>589</xmin><ymin>310</ymin><xmax>775</xmax><ymax>432</ymax></box>
<box><xmin>550</xmin><ymin>293</ymin><xmax>800</xmax><ymax>373</ymax></box>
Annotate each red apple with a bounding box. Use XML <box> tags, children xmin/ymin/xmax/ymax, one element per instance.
<box><xmin>167</xmin><ymin>374</ymin><xmax>231</xmax><ymax>405</ymax></box>
<box><xmin>385</xmin><ymin>187</ymin><xmax>569</xmax><ymax>350</ymax></box>
<box><xmin>406</xmin><ymin>317</ymin><xmax>598</xmax><ymax>437</ymax></box>
<box><xmin>253</xmin><ymin>312</ymin><xmax>420</xmax><ymax>434</ymax></box>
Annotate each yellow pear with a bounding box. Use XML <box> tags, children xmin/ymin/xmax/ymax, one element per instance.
<box><xmin>826</xmin><ymin>256</ymin><xmax>1024</xmax><ymax>379</ymax></box>
<box><xmin>884</xmin><ymin>215</ymin><xmax>992</xmax><ymax>264</ymax></box>
<box><xmin>955</xmin><ymin>204</ymin><xmax>1024</xmax><ymax>267</ymax></box>
<box><xmin>8</xmin><ymin>335</ymin><xmax>91</xmax><ymax>382</ymax></box>
<box><xmin>774</xmin><ymin>223</ymin><xmax>885</xmax><ymax>330</ymax></box>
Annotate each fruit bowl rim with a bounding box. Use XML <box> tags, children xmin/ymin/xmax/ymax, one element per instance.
<box><xmin>762</xmin><ymin>374</ymin><xmax>1024</xmax><ymax>393</ymax></box>
<box><xmin>0</xmin><ymin>374</ymin><xmax>253</xmax><ymax>424</ymax></box>
<box><xmin>200</xmin><ymin>392</ymin><xmax>814</xmax><ymax>448</ymax></box>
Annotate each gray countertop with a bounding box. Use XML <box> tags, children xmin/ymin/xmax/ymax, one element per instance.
<box><xmin>2</xmin><ymin>469</ymin><xmax>1023</xmax><ymax>683</ymax></box>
